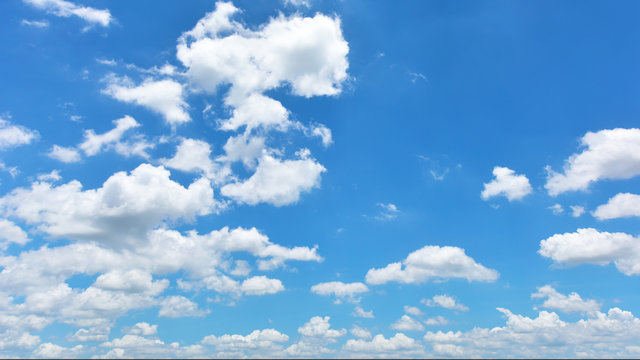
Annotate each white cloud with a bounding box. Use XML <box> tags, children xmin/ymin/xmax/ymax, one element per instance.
<box><xmin>103</xmin><ymin>78</ymin><xmax>190</xmax><ymax>125</ymax></box>
<box><xmin>219</xmin><ymin>94</ymin><xmax>292</xmax><ymax>133</ymax></box>
<box><xmin>202</xmin><ymin>328</ymin><xmax>288</xmax><ymax>355</ymax></box>
<box><xmin>352</xmin><ymin>306</ymin><xmax>374</xmax><ymax>319</ymax></box>
<box><xmin>177</xmin><ymin>2</ymin><xmax>348</xmax><ymax>97</ymax></box>
<box><xmin>0</xmin><ymin>164</ymin><xmax>215</xmax><ymax>248</ymax></box>
<box><xmin>424</xmin><ymin>307</ymin><xmax>640</xmax><ymax>358</ymax></box>
<box><xmin>532</xmin><ymin>285</ymin><xmax>600</xmax><ymax>314</ymax></box>
<box><xmin>127</xmin><ymin>322</ymin><xmax>157</xmax><ymax>336</ymax></box>
<box><xmin>298</xmin><ymin>316</ymin><xmax>346</xmax><ymax>339</ymax></box>
<box><xmin>36</xmin><ymin>170</ymin><xmax>61</xmax><ymax>182</ymax></box>
<box><xmin>158</xmin><ymin>296</ymin><xmax>209</xmax><ymax>318</ymax></box>
<box><xmin>374</xmin><ymin>203</ymin><xmax>400</xmax><ymax>221</ymax></box>
<box><xmin>570</xmin><ymin>205</ymin><xmax>585</xmax><ymax>217</ymax></box>
<box><xmin>21</xmin><ymin>19</ymin><xmax>50</xmax><ymax>28</ymax></box>
<box><xmin>404</xmin><ymin>305</ymin><xmax>424</xmax><ymax>317</ymax></box>
<box><xmin>94</xmin><ymin>270</ymin><xmax>168</xmax><ymax>295</ymax></box>
<box><xmin>538</xmin><ymin>228</ymin><xmax>640</xmax><ymax>275</ymax></box>
<box><xmin>391</xmin><ymin>315</ymin><xmax>424</xmax><ymax>332</ymax></box>
<box><xmin>365</xmin><ymin>245</ymin><xmax>499</xmax><ymax>285</ymax></box>
<box><xmin>0</xmin><ymin>219</ymin><xmax>30</xmax><ymax>250</ymax></box>
<box><xmin>240</xmin><ymin>276</ymin><xmax>284</xmax><ymax>296</ymax></box>
<box><xmin>593</xmin><ymin>193</ymin><xmax>640</xmax><ymax>220</ymax></box>
<box><xmin>549</xmin><ymin>203</ymin><xmax>564</xmax><ymax>215</ymax></box>
<box><xmin>220</xmin><ymin>151</ymin><xmax>326</xmax><ymax>206</ymax></box>
<box><xmin>545</xmin><ymin>128</ymin><xmax>640</xmax><ymax>196</ymax></box>
<box><xmin>424</xmin><ymin>316</ymin><xmax>448</xmax><ymax>326</ymax></box>
<box><xmin>481</xmin><ymin>166</ymin><xmax>532</xmax><ymax>201</ymax></box>
<box><xmin>22</xmin><ymin>0</ymin><xmax>112</xmax><ymax>27</ymax></box>
<box><xmin>160</xmin><ymin>138</ymin><xmax>230</xmax><ymax>184</ymax></box>
<box><xmin>284</xmin><ymin>0</ymin><xmax>310</xmax><ymax>7</ymax></box>
<box><xmin>343</xmin><ymin>333</ymin><xmax>423</xmax><ymax>355</ymax></box>
<box><xmin>79</xmin><ymin>115</ymin><xmax>141</xmax><ymax>156</ymax></box>
<box><xmin>218</xmin><ymin>134</ymin><xmax>265</xmax><ymax>168</ymax></box>
<box><xmin>69</xmin><ymin>326</ymin><xmax>110</xmax><ymax>342</ymax></box>
<box><xmin>311</xmin><ymin>281</ymin><xmax>368</xmax><ymax>300</ymax></box>
<box><xmin>0</xmin><ymin>117</ymin><xmax>38</xmax><ymax>150</ymax></box>
<box><xmin>310</xmin><ymin>125</ymin><xmax>333</xmax><ymax>147</ymax></box>
<box><xmin>350</xmin><ymin>325</ymin><xmax>371</xmax><ymax>340</ymax></box>
<box><xmin>422</xmin><ymin>294</ymin><xmax>469</xmax><ymax>311</ymax></box>
<box><xmin>47</xmin><ymin>145</ymin><xmax>81</xmax><ymax>163</ymax></box>
<box><xmin>33</xmin><ymin>343</ymin><xmax>83</xmax><ymax>358</ymax></box>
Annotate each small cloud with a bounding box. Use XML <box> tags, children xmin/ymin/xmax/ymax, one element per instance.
<box><xmin>409</xmin><ymin>72</ymin><xmax>427</xmax><ymax>83</ymax></box>
<box><xmin>352</xmin><ymin>305</ymin><xmax>374</xmax><ymax>318</ymax></box>
<box><xmin>374</xmin><ymin>203</ymin><xmax>400</xmax><ymax>221</ymax></box>
<box><xmin>570</xmin><ymin>205</ymin><xmax>585</xmax><ymax>218</ymax></box>
<box><xmin>548</xmin><ymin>204</ymin><xmax>564</xmax><ymax>215</ymax></box>
<box><xmin>21</xmin><ymin>19</ymin><xmax>50</xmax><ymax>28</ymax></box>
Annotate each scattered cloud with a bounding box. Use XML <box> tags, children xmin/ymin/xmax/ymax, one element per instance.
<box><xmin>311</xmin><ymin>281</ymin><xmax>368</xmax><ymax>301</ymax></box>
<box><xmin>374</xmin><ymin>203</ymin><xmax>400</xmax><ymax>221</ymax></box>
<box><xmin>0</xmin><ymin>117</ymin><xmax>38</xmax><ymax>150</ymax></box>
<box><xmin>22</xmin><ymin>0</ymin><xmax>112</xmax><ymax>27</ymax></box>
<box><xmin>21</xmin><ymin>19</ymin><xmax>50</xmax><ymax>28</ymax></box>
<box><xmin>532</xmin><ymin>285</ymin><xmax>600</xmax><ymax>314</ymax></box>
<box><xmin>545</xmin><ymin>128</ymin><xmax>640</xmax><ymax>196</ymax></box>
<box><xmin>366</xmin><ymin>245</ymin><xmax>499</xmax><ymax>285</ymax></box>
<box><xmin>539</xmin><ymin>228</ymin><xmax>640</xmax><ymax>276</ymax></box>
<box><xmin>570</xmin><ymin>205</ymin><xmax>585</xmax><ymax>218</ymax></box>
<box><xmin>352</xmin><ymin>306</ymin><xmax>374</xmax><ymax>319</ymax></box>
<box><xmin>422</xmin><ymin>294</ymin><xmax>469</xmax><ymax>311</ymax></box>
<box><xmin>343</xmin><ymin>333</ymin><xmax>423</xmax><ymax>356</ymax></box>
<box><xmin>549</xmin><ymin>204</ymin><xmax>564</xmax><ymax>215</ymax></box>
<box><xmin>391</xmin><ymin>315</ymin><xmax>424</xmax><ymax>331</ymax></box>
<box><xmin>103</xmin><ymin>77</ymin><xmax>190</xmax><ymax>126</ymax></box>
<box><xmin>481</xmin><ymin>166</ymin><xmax>532</xmax><ymax>201</ymax></box>
<box><xmin>593</xmin><ymin>193</ymin><xmax>640</xmax><ymax>220</ymax></box>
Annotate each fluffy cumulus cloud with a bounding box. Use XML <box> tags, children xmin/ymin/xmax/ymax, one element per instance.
<box><xmin>0</xmin><ymin>117</ymin><xmax>38</xmax><ymax>150</ymax></box>
<box><xmin>103</xmin><ymin>78</ymin><xmax>190</xmax><ymax>125</ymax></box>
<box><xmin>391</xmin><ymin>315</ymin><xmax>424</xmax><ymax>332</ymax></box>
<box><xmin>532</xmin><ymin>285</ymin><xmax>600</xmax><ymax>314</ymax></box>
<box><xmin>481</xmin><ymin>166</ymin><xmax>532</xmax><ymax>201</ymax></box>
<box><xmin>343</xmin><ymin>333</ymin><xmax>423</xmax><ymax>356</ymax></box>
<box><xmin>22</xmin><ymin>0</ymin><xmax>112</xmax><ymax>27</ymax></box>
<box><xmin>0</xmin><ymin>219</ymin><xmax>30</xmax><ymax>250</ymax></box>
<box><xmin>422</xmin><ymin>294</ymin><xmax>469</xmax><ymax>311</ymax></box>
<box><xmin>49</xmin><ymin>116</ymin><xmax>152</xmax><ymax>162</ymax></box>
<box><xmin>159</xmin><ymin>296</ymin><xmax>209</xmax><ymax>318</ymax></box>
<box><xmin>424</xmin><ymin>307</ymin><xmax>640</xmax><ymax>358</ymax></box>
<box><xmin>593</xmin><ymin>193</ymin><xmax>640</xmax><ymax>220</ymax></box>
<box><xmin>365</xmin><ymin>245</ymin><xmax>499</xmax><ymax>285</ymax></box>
<box><xmin>221</xmin><ymin>150</ymin><xmax>326</xmax><ymax>206</ymax></box>
<box><xmin>202</xmin><ymin>328</ymin><xmax>289</xmax><ymax>356</ymax></box>
<box><xmin>538</xmin><ymin>228</ymin><xmax>640</xmax><ymax>276</ymax></box>
<box><xmin>310</xmin><ymin>281</ymin><xmax>368</xmax><ymax>300</ymax></box>
<box><xmin>0</xmin><ymin>163</ymin><xmax>215</xmax><ymax>248</ymax></box>
<box><xmin>161</xmin><ymin>138</ymin><xmax>230</xmax><ymax>184</ymax></box>
<box><xmin>545</xmin><ymin>128</ymin><xmax>640</xmax><ymax>196</ymax></box>
<box><xmin>177</xmin><ymin>1</ymin><xmax>348</xmax><ymax>98</ymax></box>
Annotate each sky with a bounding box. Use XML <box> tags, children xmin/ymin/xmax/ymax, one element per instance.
<box><xmin>0</xmin><ymin>0</ymin><xmax>640</xmax><ymax>358</ymax></box>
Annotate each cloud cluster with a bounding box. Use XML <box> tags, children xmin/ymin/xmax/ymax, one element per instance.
<box><xmin>545</xmin><ymin>128</ymin><xmax>640</xmax><ymax>196</ymax></box>
<box><xmin>365</xmin><ymin>245</ymin><xmax>499</xmax><ymax>285</ymax></box>
<box><xmin>22</xmin><ymin>0</ymin><xmax>112</xmax><ymax>27</ymax></box>
<box><xmin>539</xmin><ymin>228</ymin><xmax>640</xmax><ymax>275</ymax></box>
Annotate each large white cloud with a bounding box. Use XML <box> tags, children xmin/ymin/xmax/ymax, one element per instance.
<box><xmin>22</xmin><ymin>0</ymin><xmax>112</xmax><ymax>27</ymax></box>
<box><xmin>220</xmin><ymin>150</ymin><xmax>326</xmax><ymax>206</ymax></box>
<box><xmin>538</xmin><ymin>228</ymin><xmax>640</xmax><ymax>275</ymax></box>
<box><xmin>103</xmin><ymin>78</ymin><xmax>190</xmax><ymax>125</ymax></box>
<box><xmin>0</xmin><ymin>164</ymin><xmax>215</xmax><ymax>248</ymax></box>
<box><xmin>424</xmin><ymin>307</ymin><xmax>640</xmax><ymax>358</ymax></box>
<box><xmin>593</xmin><ymin>193</ymin><xmax>640</xmax><ymax>220</ymax></box>
<box><xmin>545</xmin><ymin>128</ymin><xmax>640</xmax><ymax>196</ymax></box>
<box><xmin>365</xmin><ymin>245</ymin><xmax>499</xmax><ymax>285</ymax></box>
<box><xmin>532</xmin><ymin>285</ymin><xmax>600</xmax><ymax>314</ymax></box>
<box><xmin>481</xmin><ymin>166</ymin><xmax>532</xmax><ymax>201</ymax></box>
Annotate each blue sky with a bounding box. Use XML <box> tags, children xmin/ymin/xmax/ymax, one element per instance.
<box><xmin>1</xmin><ymin>0</ymin><xmax>640</xmax><ymax>357</ymax></box>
